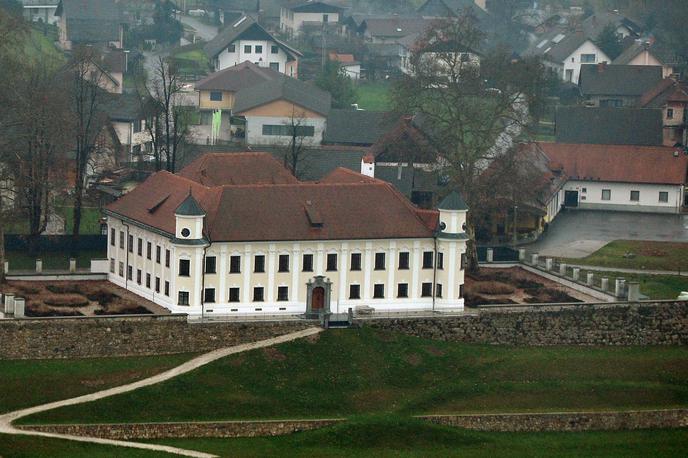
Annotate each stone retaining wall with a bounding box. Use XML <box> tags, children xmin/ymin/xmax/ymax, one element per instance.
<box><xmin>421</xmin><ymin>409</ymin><xmax>688</xmax><ymax>432</ymax></box>
<box><xmin>0</xmin><ymin>315</ymin><xmax>315</xmax><ymax>360</ymax></box>
<box><xmin>20</xmin><ymin>419</ymin><xmax>344</xmax><ymax>440</ymax></box>
<box><xmin>356</xmin><ymin>302</ymin><xmax>688</xmax><ymax>346</ymax></box>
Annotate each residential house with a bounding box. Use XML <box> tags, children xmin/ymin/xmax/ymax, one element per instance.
<box><xmin>640</xmin><ymin>79</ymin><xmax>688</xmax><ymax>146</ymax></box>
<box><xmin>361</xmin><ymin>17</ymin><xmax>432</xmax><ymax>44</ymax></box>
<box><xmin>534</xmin><ymin>142</ymin><xmax>688</xmax><ymax>214</ymax></box>
<box><xmin>418</xmin><ymin>0</ymin><xmax>487</xmax><ymax>19</ymax></box>
<box><xmin>555</xmin><ymin>106</ymin><xmax>663</xmax><ymax>146</ymax></box>
<box><xmin>104</xmin><ymin>152</ymin><xmax>468</xmax><ymax>316</ymax></box>
<box><xmin>192</xmin><ymin>61</ymin><xmax>282</xmax><ymax>143</ymax></box>
<box><xmin>203</xmin><ymin>15</ymin><xmax>302</xmax><ymax>77</ymax></box>
<box><xmin>328</xmin><ymin>52</ymin><xmax>361</xmax><ymax>79</ymax></box>
<box><xmin>581</xmin><ymin>10</ymin><xmax>642</xmax><ymax>41</ymax></box>
<box><xmin>280</xmin><ymin>2</ymin><xmax>343</xmax><ymax>37</ymax></box>
<box><xmin>22</xmin><ymin>0</ymin><xmax>60</xmax><ymax>25</ymax></box>
<box><xmin>614</xmin><ymin>40</ymin><xmax>681</xmax><ymax>78</ymax></box>
<box><xmin>578</xmin><ymin>63</ymin><xmax>663</xmax><ymax>107</ymax></box>
<box><xmin>102</xmin><ymin>92</ymin><xmax>153</xmax><ymax>163</ymax></box>
<box><xmin>55</xmin><ymin>0</ymin><xmax>124</xmax><ymax>50</ymax></box>
<box><xmin>524</xmin><ymin>30</ymin><xmax>610</xmax><ymax>84</ymax></box>
<box><xmin>232</xmin><ymin>76</ymin><xmax>332</xmax><ymax>146</ymax></box>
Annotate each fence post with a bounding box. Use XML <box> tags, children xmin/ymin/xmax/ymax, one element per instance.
<box><xmin>518</xmin><ymin>249</ymin><xmax>526</xmax><ymax>261</ymax></box>
<box><xmin>615</xmin><ymin>278</ymin><xmax>626</xmax><ymax>298</ymax></box>
<box><xmin>14</xmin><ymin>297</ymin><xmax>25</xmax><ymax>318</ymax></box>
<box><xmin>531</xmin><ymin>253</ymin><xmax>539</xmax><ymax>266</ymax></box>
<box><xmin>2</xmin><ymin>261</ymin><xmax>7</xmax><ymax>274</ymax></box>
<box><xmin>35</xmin><ymin>259</ymin><xmax>42</xmax><ymax>273</ymax></box>
<box><xmin>601</xmin><ymin>277</ymin><xmax>609</xmax><ymax>291</ymax></box>
<box><xmin>4</xmin><ymin>293</ymin><xmax>14</xmax><ymax>315</ymax></box>
<box><xmin>545</xmin><ymin>258</ymin><xmax>553</xmax><ymax>271</ymax></box>
<box><xmin>586</xmin><ymin>272</ymin><xmax>594</xmax><ymax>286</ymax></box>
<box><xmin>572</xmin><ymin>267</ymin><xmax>580</xmax><ymax>281</ymax></box>
<box><xmin>486</xmin><ymin>248</ymin><xmax>494</xmax><ymax>263</ymax></box>
<box><xmin>559</xmin><ymin>263</ymin><xmax>567</xmax><ymax>276</ymax></box>
<box><xmin>69</xmin><ymin>258</ymin><xmax>77</xmax><ymax>273</ymax></box>
<box><xmin>627</xmin><ymin>282</ymin><xmax>640</xmax><ymax>301</ymax></box>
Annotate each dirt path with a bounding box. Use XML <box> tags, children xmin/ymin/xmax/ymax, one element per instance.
<box><xmin>0</xmin><ymin>327</ymin><xmax>324</xmax><ymax>457</ymax></box>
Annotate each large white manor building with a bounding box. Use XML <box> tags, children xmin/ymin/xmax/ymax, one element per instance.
<box><xmin>104</xmin><ymin>153</ymin><xmax>468</xmax><ymax>317</ymax></box>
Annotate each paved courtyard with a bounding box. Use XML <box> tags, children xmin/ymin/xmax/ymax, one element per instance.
<box><xmin>527</xmin><ymin>210</ymin><xmax>688</xmax><ymax>258</ymax></box>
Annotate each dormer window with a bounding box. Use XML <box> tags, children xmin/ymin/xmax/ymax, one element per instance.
<box><xmin>181</xmin><ymin>228</ymin><xmax>191</xmax><ymax>238</ymax></box>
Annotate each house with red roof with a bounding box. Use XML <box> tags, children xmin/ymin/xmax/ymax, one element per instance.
<box><xmin>640</xmin><ymin>79</ymin><xmax>688</xmax><ymax>147</ymax></box>
<box><xmin>103</xmin><ymin>152</ymin><xmax>468</xmax><ymax>316</ymax></box>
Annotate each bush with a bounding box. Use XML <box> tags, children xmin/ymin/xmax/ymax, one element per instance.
<box><xmin>471</xmin><ymin>281</ymin><xmax>515</xmax><ymax>295</ymax></box>
<box><xmin>523</xmin><ymin>288</ymin><xmax>582</xmax><ymax>304</ymax></box>
<box><xmin>46</xmin><ymin>284</ymin><xmax>83</xmax><ymax>295</ymax></box>
<box><xmin>95</xmin><ymin>305</ymin><xmax>152</xmax><ymax>315</ymax></box>
<box><xmin>43</xmin><ymin>294</ymin><xmax>90</xmax><ymax>307</ymax></box>
<box><xmin>86</xmin><ymin>290</ymin><xmax>120</xmax><ymax>306</ymax></box>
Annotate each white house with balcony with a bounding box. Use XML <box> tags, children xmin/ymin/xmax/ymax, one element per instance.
<box><xmin>280</xmin><ymin>2</ymin><xmax>343</xmax><ymax>37</ymax></box>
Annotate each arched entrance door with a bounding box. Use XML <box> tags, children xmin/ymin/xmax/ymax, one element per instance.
<box><xmin>311</xmin><ymin>287</ymin><xmax>325</xmax><ymax>311</ymax></box>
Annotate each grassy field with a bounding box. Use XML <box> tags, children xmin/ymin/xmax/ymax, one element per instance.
<box><xmin>22</xmin><ymin>328</ymin><xmax>688</xmax><ymax>425</ymax></box>
<box><xmin>5</xmin><ymin>249</ymin><xmax>106</xmax><ymax>270</ymax></box>
<box><xmin>5</xmin><ymin>207</ymin><xmax>102</xmax><ymax>236</ymax></box>
<box><xmin>577</xmin><ymin>269</ymin><xmax>688</xmax><ymax>300</ymax></box>
<box><xmin>563</xmin><ymin>240</ymin><xmax>688</xmax><ymax>272</ymax></box>
<box><xmin>356</xmin><ymin>81</ymin><xmax>393</xmax><ymax>111</ymax></box>
<box><xmin>0</xmin><ymin>354</ymin><xmax>193</xmax><ymax>414</ymax></box>
<box><xmin>0</xmin><ymin>435</ymin><xmax>164</xmax><ymax>458</ymax></box>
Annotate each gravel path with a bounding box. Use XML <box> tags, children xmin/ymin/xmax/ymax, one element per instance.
<box><xmin>0</xmin><ymin>327</ymin><xmax>323</xmax><ymax>457</ymax></box>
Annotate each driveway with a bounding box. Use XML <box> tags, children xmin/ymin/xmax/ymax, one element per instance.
<box><xmin>527</xmin><ymin>210</ymin><xmax>688</xmax><ymax>258</ymax></box>
<box><xmin>178</xmin><ymin>14</ymin><xmax>219</xmax><ymax>42</ymax></box>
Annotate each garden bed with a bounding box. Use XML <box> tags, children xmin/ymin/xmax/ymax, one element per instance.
<box><xmin>4</xmin><ymin>281</ymin><xmax>168</xmax><ymax>317</ymax></box>
<box><xmin>464</xmin><ymin>267</ymin><xmax>593</xmax><ymax>307</ymax></box>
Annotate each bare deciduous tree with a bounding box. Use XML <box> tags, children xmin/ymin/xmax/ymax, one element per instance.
<box><xmin>393</xmin><ymin>15</ymin><xmax>547</xmax><ymax>272</ymax></box>
<box><xmin>281</xmin><ymin>108</ymin><xmax>312</xmax><ymax>179</ymax></box>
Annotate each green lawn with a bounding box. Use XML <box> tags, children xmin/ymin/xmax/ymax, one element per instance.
<box><xmin>356</xmin><ymin>81</ymin><xmax>392</xmax><ymax>111</ymax></box>
<box><xmin>22</xmin><ymin>328</ymin><xmax>688</xmax><ymax>425</ymax></box>
<box><xmin>563</xmin><ymin>240</ymin><xmax>688</xmax><ymax>272</ymax></box>
<box><xmin>158</xmin><ymin>419</ymin><xmax>688</xmax><ymax>458</ymax></box>
<box><xmin>5</xmin><ymin>249</ymin><xmax>106</xmax><ymax>270</ymax></box>
<box><xmin>577</xmin><ymin>269</ymin><xmax>688</xmax><ymax>300</ymax></box>
<box><xmin>5</xmin><ymin>207</ymin><xmax>102</xmax><ymax>236</ymax></box>
<box><xmin>22</xmin><ymin>26</ymin><xmax>64</xmax><ymax>65</ymax></box>
<box><xmin>0</xmin><ymin>354</ymin><xmax>194</xmax><ymax>414</ymax></box>
<box><xmin>0</xmin><ymin>435</ymin><xmax>165</xmax><ymax>458</ymax></box>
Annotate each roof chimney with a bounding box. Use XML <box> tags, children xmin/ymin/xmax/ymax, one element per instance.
<box><xmin>597</xmin><ymin>62</ymin><xmax>607</xmax><ymax>72</ymax></box>
<box><xmin>361</xmin><ymin>154</ymin><xmax>375</xmax><ymax>178</ymax></box>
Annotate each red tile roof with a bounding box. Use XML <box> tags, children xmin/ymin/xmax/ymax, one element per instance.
<box><xmin>178</xmin><ymin>152</ymin><xmax>298</xmax><ymax>186</ymax></box>
<box><xmin>536</xmin><ymin>142</ymin><xmax>688</xmax><ymax>185</ymax></box>
<box><xmin>106</xmin><ymin>155</ymin><xmax>437</xmax><ymax>242</ymax></box>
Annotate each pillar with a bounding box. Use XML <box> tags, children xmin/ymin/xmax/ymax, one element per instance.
<box><xmin>615</xmin><ymin>278</ymin><xmax>625</xmax><ymax>298</ymax></box>
<box><xmin>14</xmin><ymin>297</ymin><xmax>25</xmax><ymax>318</ymax></box>
<box><xmin>486</xmin><ymin>248</ymin><xmax>494</xmax><ymax>263</ymax></box>
<box><xmin>601</xmin><ymin>277</ymin><xmax>609</xmax><ymax>291</ymax></box>
<box><xmin>531</xmin><ymin>253</ymin><xmax>539</xmax><ymax>265</ymax></box>
<box><xmin>545</xmin><ymin>258</ymin><xmax>553</xmax><ymax>271</ymax></box>
<box><xmin>586</xmin><ymin>272</ymin><xmax>594</xmax><ymax>286</ymax></box>
<box><xmin>572</xmin><ymin>267</ymin><xmax>580</xmax><ymax>281</ymax></box>
<box><xmin>627</xmin><ymin>282</ymin><xmax>640</xmax><ymax>301</ymax></box>
<box><xmin>69</xmin><ymin>258</ymin><xmax>77</xmax><ymax>273</ymax></box>
<box><xmin>4</xmin><ymin>293</ymin><xmax>14</xmax><ymax>315</ymax></box>
<box><xmin>35</xmin><ymin>259</ymin><xmax>43</xmax><ymax>273</ymax></box>
<box><xmin>2</xmin><ymin>261</ymin><xmax>7</xmax><ymax>274</ymax></box>
<box><xmin>559</xmin><ymin>263</ymin><xmax>567</xmax><ymax>276</ymax></box>
<box><xmin>518</xmin><ymin>249</ymin><xmax>525</xmax><ymax>261</ymax></box>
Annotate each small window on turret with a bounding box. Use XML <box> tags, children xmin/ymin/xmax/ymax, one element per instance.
<box><xmin>181</xmin><ymin>228</ymin><xmax>191</xmax><ymax>238</ymax></box>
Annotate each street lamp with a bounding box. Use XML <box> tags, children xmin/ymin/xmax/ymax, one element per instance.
<box><xmin>512</xmin><ymin>205</ymin><xmax>518</xmax><ymax>245</ymax></box>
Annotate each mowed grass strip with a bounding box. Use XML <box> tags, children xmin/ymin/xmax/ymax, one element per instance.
<box><xmin>0</xmin><ymin>434</ymin><xmax>167</xmax><ymax>458</ymax></box>
<box><xmin>576</xmin><ymin>269</ymin><xmax>688</xmax><ymax>300</ymax></box>
<box><xmin>0</xmin><ymin>354</ymin><xmax>194</xmax><ymax>414</ymax></box>
<box><xmin>563</xmin><ymin>240</ymin><xmax>688</xmax><ymax>272</ymax></box>
<box><xmin>22</xmin><ymin>329</ymin><xmax>688</xmax><ymax>424</ymax></box>
<box><xmin>155</xmin><ymin>417</ymin><xmax>688</xmax><ymax>458</ymax></box>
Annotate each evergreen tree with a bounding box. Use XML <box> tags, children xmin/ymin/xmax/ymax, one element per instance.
<box><xmin>315</xmin><ymin>61</ymin><xmax>357</xmax><ymax>109</ymax></box>
<box><xmin>596</xmin><ymin>23</ymin><xmax>623</xmax><ymax>60</ymax></box>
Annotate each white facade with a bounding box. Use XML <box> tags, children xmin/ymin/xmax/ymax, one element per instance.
<box><xmin>562</xmin><ymin>181</ymin><xmax>685</xmax><ymax>213</ymax></box>
<box><xmin>280</xmin><ymin>8</ymin><xmax>340</xmax><ymax>36</ymax></box>
<box><xmin>214</xmin><ymin>40</ymin><xmax>296</xmax><ymax>77</ymax></box>
<box><xmin>243</xmin><ymin>115</ymin><xmax>326</xmax><ymax>146</ymax></box>
<box><xmin>23</xmin><ymin>3</ymin><xmax>59</xmax><ymax>25</ymax></box>
<box><xmin>111</xmin><ymin>120</ymin><xmax>153</xmax><ymax>161</ymax></box>
<box><xmin>550</xmin><ymin>40</ymin><xmax>611</xmax><ymax>84</ymax></box>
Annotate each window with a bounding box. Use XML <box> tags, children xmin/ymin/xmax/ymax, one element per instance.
<box><xmin>228</xmin><ymin>44</ymin><xmax>236</xmax><ymax>53</ymax></box>
<box><xmin>278</xmin><ymin>254</ymin><xmax>289</xmax><ymax>272</ymax></box>
<box><xmin>109</xmin><ymin>258</ymin><xmax>115</xmax><ymax>273</ymax></box>
<box><xmin>205</xmin><ymin>256</ymin><xmax>217</xmax><ymax>273</ymax></box>
<box><xmin>269</xmin><ymin>62</ymin><xmax>279</xmax><ymax>71</ymax></box>
<box><xmin>601</xmin><ymin>189</ymin><xmax>611</xmax><ymax>201</ymax></box>
<box><xmin>178</xmin><ymin>291</ymin><xmax>189</xmax><ymax>306</ymax></box>
<box><xmin>271</xmin><ymin>45</ymin><xmax>278</xmax><ymax>54</ymax></box>
<box><xmin>437</xmin><ymin>252</ymin><xmax>444</xmax><ymax>270</ymax></box>
<box><xmin>374</xmin><ymin>252</ymin><xmax>385</xmax><ymax>270</ymax></box>
<box><xmin>350</xmin><ymin>253</ymin><xmax>362</xmax><ymax>271</ymax></box>
<box><xmin>667</xmin><ymin>108</ymin><xmax>674</xmax><ymax>119</ymax></box>
<box><xmin>110</xmin><ymin>228</ymin><xmax>115</xmax><ymax>246</ymax></box>
<box><xmin>422</xmin><ymin>251</ymin><xmax>433</xmax><ymax>269</ymax></box>
<box><xmin>255</xmin><ymin>45</ymin><xmax>263</xmax><ymax>53</ymax></box>
<box><xmin>397</xmin><ymin>283</ymin><xmax>408</xmax><ymax>298</ymax></box>
<box><xmin>398</xmin><ymin>252</ymin><xmax>409</xmax><ymax>270</ymax></box>
<box><xmin>582</xmin><ymin>187</ymin><xmax>587</xmax><ymax>193</ymax></box>
<box><xmin>165</xmin><ymin>249</ymin><xmax>170</xmax><ymax>268</ymax></box>
<box><xmin>229</xmin><ymin>287</ymin><xmax>240</xmax><ymax>302</ymax></box>
<box><xmin>421</xmin><ymin>282</ymin><xmax>433</xmax><ymax>297</ymax></box>
<box><xmin>326</xmin><ymin>253</ymin><xmax>337</xmax><ymax>271</ymax></box>
<box><xmin>262</xmin><ymin>124</ymin><xmax>315</xmax><ymax>137</ymax></box>
<box><xmin>147</xmin><ymin>242</ymin><xmax>152</xmax><ymax>260</ymax></box>
<box><xmin>179</xmin><ymin>259</ymin><xmax>190</xmax><ymax>277</ymax></box>
<box><xmin>630</xmin><ymin>190</ymin><xmax>640</xmax><ymax>202</ymax></box>
<box><xmin>254</xmin><ymin>255</ymin><xmax>265</xmax><ymax>273</ymax></box>
<box><xmin>277</xmin><ymin>286</ymin><xmax>289</xmax><ymax>301</ymax></box>
<box><xmin>244</xmin><ymin>45</ymin><xmax>252</xmax><ymax>53</ymax></box>
<box><xmin>230</xmin><ymin>255</ymin><xmax>241</xmax><ymax>273</ymax></box>
<box><xmin>373</xmin><ymin>284</ymin><xmax>385</xmax><ymax>299</ymax></box>
<box><xmin>136</xmin><ymin>269</ymin><xmax>142</xmax><ymax>285</ymax></box>
<box><xmin>209</xmin><ymin>91</ymin><xmax>223</xmax><ymax>102</ymax></box>
<box><xmin>164</xmin><ymin>281</ymin><xmax>170</xmax><ymax>296</ymax></box>
<box><xmin>156</xmin><ymin>246</ymin><xmax>161</xmax><ymax>263</ymax></box>
<box><xmin>155</xmin><ymin>277</ymin><xmax>160</xmax><ymax>293</ymax></box>
<box><xmin>253</xmin><ymin>286</ymin><xmax>264</xmax><ymax>302</ymax></box>
<box><xmin>126</xmin><ymin>265</ymin><xmax>132</xmax><ymax>280</ymax></box>
<box><xmin>600</xmin><ymin>99</ymin><xmax>623</xmax><ymax>108</ymax></box>
<box><xmin>146</xmin><ymin>273</ymin><xmax>151</xmax><ymax>288</ymax></box>
<box><xmin>128</xmin><ymin>235</ymin><xmax>133</xmax><ymax>253</ymax></box>
<box><xmin>436</xmin><ymin>283</ymin><xmax>443</xmax><ymax>298</ymax></box>
<box><xmin>119</xmin><ymin>262</ymin><xmax>124</xmax><ymax>277</ymax></box>
<box><xmin>565</xmin><ymin>69</ymin><xmax>573</xmax><ymax>82</ymax></box>
<box><xmin>133</xmin><ymin>119</ymin><xmax>142</xmax><ymax>133</ymax></box>
<box><xmin>137</xmin><ymin>238</ymin><xmax>142</xmax><ymax>256</ymax></box>
<box><xmin>323</xmin><ymin>14</ymin><xmax>329</xmax><ymax>22</ymax></box>
<box><xmin>459</xmin><ymin>284</ymin><xmax>464</xmax><ymax>299</ymax></box>
<box><xmin>460</xmin><ymin>253</ymin><xmax>467</xmax><ymax>270</ymax></box>
<box><xmin>659</xmin><ymin>191</ymin><xmax>669</xmax><ymax>203</ymax></box>
<box><xmin>119</xmin><ymin>231</ymin><xmax>124</xmax><ymax>249</ymax></box>
<box><xmin>349</xmin><ymin>284</ymin><xmax>361</xmax><ymax>299</ymax></box>
<box><xmin>303</xmin><ymin>254</ymin><xmax>314</xmax><ymax>272</ymax></box>
<box><xmin>580</xmin><ymin>53</ymin><xmax>596</xmax><ymax>63</ymax></box>
<box><xmin>204</xmin><ymin>288</ymin><xmax>215</xmax><ymax>303</ymax></box>
<box><xmin>181</xmin><ymin>228</ymin><xmax>190</xmax><ymax>237</ymax></box>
